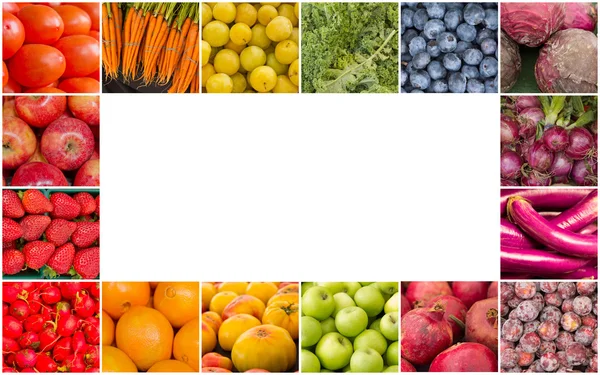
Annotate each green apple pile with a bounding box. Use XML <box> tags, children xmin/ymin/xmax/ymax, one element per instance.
<box><xmin>300</xmin><ymin>282</ymin><xmax>399</xmax><ymax>373</ymax></box>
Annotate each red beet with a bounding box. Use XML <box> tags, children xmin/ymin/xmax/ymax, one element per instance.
<box><xmin>429</xmin><ymin>342</ymin><xmax>498</xmax><ymax>371</ymax></box>
<box><xmin>427</xmin><ymin>295</ymin><xmax>467</xmax><ymax>343</ymax></box>
<box><xmin>405</xmin><ymin>282</ymin><xmax>453</xmax><ymax>307</ymax></box>
<box><xmin>3</xmin><ymin>316</ymin><xmax>24</xmax><ymax>339</ymax></box>
<box><xmin>400</xmin><ymin>303</ymin><xmax>453</xmax><ymax>365</ymax></box>
<box><xmin>401</xmin><ymin>294</ymin><xmax>411</xmax><ymax>317</ymax></box>
<box><xmin>15</xmin><ymin>349</ymin><xmax>37</xmax><ymax>370</ymax></box>
<box><xmin>465</xmin><ymin>297</ymin><xmax>499</xmax><ymax>354</ymax></box>
<box><xmin>35</xmin><ymin>353</ymin><xmax>58</xmax><ymax>373</ymax></box>
<box><xmin>401</xmin><ymin>358</ymin><xmax>416</xmax><ymax>372</ymax></box>
<box><xmin>452</xmin><ymin>282</ymin><xmax>490</xmax><ymax>309</ymax></box>
<box><xmin>501</xmin><ymin>3</ymin><xmax>566</xmax><ymax>47</ymax></box>
<box><xmin>488</xmin><ymin>282</ymin><xmax>498</xmax><ymax>298</ymax></box>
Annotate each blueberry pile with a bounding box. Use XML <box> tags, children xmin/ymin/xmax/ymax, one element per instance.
<box><xmin>401</xmin><ymin>3</ymin><xmax>499</xmax><ymax>93</ymax></box>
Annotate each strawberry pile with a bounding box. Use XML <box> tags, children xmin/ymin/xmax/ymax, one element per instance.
<box><xmin>2</xmin><ymin>190</ymin><xmax>99</xmax><ymax>279</ymax></box>
<box><xmin>2</xmin><ymin>282</ymin><xmax>100</xmax><ymax>372</ymax></box>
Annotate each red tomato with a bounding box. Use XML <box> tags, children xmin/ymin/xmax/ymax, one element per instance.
<box><xmin>54</xmin><ymin>5</ymin><xmax>91</xmax><ymax>36</ymax></box>
<box><xmin>2</xmin><ymin>61</ymin><xmax>8</xmax><ymax>87</ymax></box>
<box><xmin>71</xmin><ymin>3</ymin><xmax>99</xmax><ymax>31</ymax></box>
<box><xmin>88</xmin><ymin>30</ymin><xmax>99</xmax><ymax>41</ymax></box>
<box><xmin>2</xmin><ymin>3</ymin><xmax>19</xmax><ymax>14</ymax></box>
<box><xmin>16</xmin><ymin>3</ymin><xmax>32</xmax><ymax>9</ymax></box>
<box><xmin>3</xmin><ymin>77</ymin><xmax>21</xmax><ymax>93</ymax></box>
<box><xmin>2</xmin><ymin>11</ymin><xmax>25</xmax><ymax>60</ymax></box>
<box><xmin>53</xmin><ymin>35</ymin><xmax>99</xmax><ymax>78</ymax></box>
<box><xmin>25</xmin><ymin>87</ymin><xmax>65</xmax><ymax>93</ymax></box>
<box><xmin>7</xmin><ymin>44</ymin><xmax>65</xmax><ymax>87</ymax></box>
<box><xmin>57</xmin><ymin>77</ymin><xmax>99</xmax><ymax>93</ymax></box>
<box><xmin>17</xmin><ymin>5</ymin><xmax>64</xmax><ymax>44</ymax></box>
<box><xmin>87</xmin><ymin>68</ymin><xmax>100</xmax><ymax>81</ymax></box>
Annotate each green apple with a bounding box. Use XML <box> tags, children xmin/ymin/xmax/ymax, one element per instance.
<box><xmin>302</xmin><ymin>286</ymin><xmax>335</xmax><ymax>321</ymax></box>
<box><xmin>302</xmin><ymin>282</ymin><xmax>315</xmax><ymax>296</ymax></box>
<box><xmin>301</xmin><ymin>316</ymin><xmax>323</xmax><ymax>348</ymax></box>
<box><xmin>342</xmin><ymin>364</ymin><xmax>351</xmax><ymax>373</ymax></box>
<box><xmin>360</xmin><ymin>282</ymin><xmax>374</xmax><ymax>286</ymax></box>
<box><xmin>332</xmin><ymin>293</ymin><xmax>356</xmax><ymax>317</ymax></box>
<box><xmin>315</xmin><ymin>332</ymin><xmax>353</xmax><ymax>370</ymax></box>
<box><xmin>301</xmin><ymin>349</ymin><xmax>321</xmax><ymax>373</ymax></box>
<box><xmin>316</xmin><ymin>282</ymin><xmax>345</xmax><ymax>295</ymax></box>
<box><xmin>384</xmin><ymin>292</ymin><xmax>399</xmax><ymax>314</ymax></box>
<box><xmin>320</xmin><ymin>370</ymin><xmax>332</xmax><ymax>373</ymax></box>
<box><xmin>369</xmin><ymin>318</ymin><xmax>382</xmax><ymax>332</ymax></box>
<box><xmin>335</xmin><ymin>306</ymin><xmax>368</xmax><ymax>337</ymax></box>
<box><xmin>380</xmin><ymin>312</ymin><xmax>398</xmax><ymax>341</ymax></box>
<box><xmin>320</xmin><ymin>317</ymin><xmax>337</xmax><ymax>335</ymax></box>
<box><xmin>383</xmin><ymin>365</ymin><xmax>399</xmax><ymax>372</ymax></box>
<box><xmin>354</xmin><ymin>286</ymin><xmax>385</xmax><ymax>317</ymax></box>
<box><xmin>350</xmin><ymin>348</ymin><xmax>384</xmax><ymax>372</ymax></box>
<box><xmin>386</xmin><ymin>341</ymin><xmax>399</xmax><ymax>366</ymax></box>
<box><xmin>377</xmin><ymin>282</ymin><xmax>399</xmax><ymax>295</ymax></box>
<box><xmin>341</xmin><ymin>282</ymin><xmax>362</xmax><ymax>298</ymax></box>
<box><xmin>353</xmin><ymin>329</ymin><xmax>387</xmax><ymax>355</ymax></box>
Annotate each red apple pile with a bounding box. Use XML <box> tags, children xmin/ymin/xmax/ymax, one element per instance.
<box><xmin>2</xmin><ymin>95</ymin><xmax>99</xmax><ymax>187</ymax></box>
<box><xmin>2</xmin><ymin>189</ymin><xmax>100</xmax><ymax>279</ymax></box>
<box><xmin>2</xmin><ymin>281</ymin><xmax>100</xmax><ymax>372</ymax></box>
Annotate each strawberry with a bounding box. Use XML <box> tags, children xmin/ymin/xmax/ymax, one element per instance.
<box><xmin>50</xmin><ymin>193</ymin><xmax>81</xmax><ymax>220</ymax></box>
<box><xmin>20</xmin><ymin>215</ymin><xmax>51</xmax><ymax>241</ymax></box>
<box><xmin>20</xmin><ymin>190</ymin><xmax>53</xmax><ymax>214</ymax></box>
<box><xmin>72</xmin><ymin>192</ymin><xmax>96</xmax><ymax>216</ymax></box>
<box><xmin>3</xmin><ymin>241</ymin><xmax>16</xmax><ymax>250</ymax></box>
<box><xmin>70</xmin><ymin>247</ymin><xmax>99</xmax><ymax>279</ymax></box>
<box><xmin>23</xmin><ymin>241</ymin><xmax>55</xmax><ymax>270</ymax></box>
<box><xmin>2</xmin><ymin>250</ymin><xmax>25</xmax><ymax>275</ymax></box>
<box><xmin>2</xmin><ymin>190</ymin><xmax>24</xmax><ymax>218</ymax></box>
<box><xmin>71</xmin><ymin>222</ymin><xmax>99</xmax><ymax>248</ymax></box>
<box><xmin>3</xmin><ymin>218</ymin><xmax>23</xmax><ymax>242</ymax></box>
<box><xmin>45</xmin><ymin>219</ymin><xmax>77</xmax><ymax>247</ymax></box>
<box><xmin>43</xmin><ymin>243</ymin><xmax>76</xmax><ymax>278</ymax></box>
<box><xmin>94</xmin><ymin>195</ymin><xmax>99</xmax><ymax>216</ymax></box>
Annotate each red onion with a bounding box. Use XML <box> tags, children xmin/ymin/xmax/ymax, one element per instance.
<box><xmin>518</xmin><ymin>108</ymin><xmax>544</xmax><ymax>138</ymax></box>
<box><xmin>501</xmin><ymin>151</ymin><xmax>523</xmax><ymax>179</ymax></box>
<box><xmin>501</xmin><ymin>115</ymin><xmax>519</xmax><ymax>145</ymax></box>
<box><xmin>542</xmin><ymin>126</ymin><xmax>569</xmax><ymax>152</ymax></box>
<box><xmin>501</xmin><ymin>179</ymin><xmax>520</xmax><ymax>186</ymax></box>
<box><xmin>561</xmin><ymin>2</ymin><xmax>597</xmax><ymax>32</ymax></box>
<box><xmin>565</xmin><ymin>128</ymin><xmax>595</xmax><ymax>160</ymax></box>
<box><xmin>521</xmin><ymin>173</ymin><xmax>552</xmax><ymax>186</ymax></box>
<box><xmin>527</xmin><ymin>141</ymin><xmax>555</xmax><ymax>171</ymax></box>
<box><xmin>553</xmin><ymin>176</ymin><xmax>571</xmax><ymax>185</ymax></box>
<box><xmin>548</xmin><ymin>152</ymin><xmax>573</xmax><ymax>177</ymax></box>
<box><xmin>571</xmin><ymin>158</ymin><xmax>598</xmax><ymax>186</ymax></box>
<box><xmin>515</xmin><ymin>96</ymin><xmax>541</xmax><ymax>113</ymax></box>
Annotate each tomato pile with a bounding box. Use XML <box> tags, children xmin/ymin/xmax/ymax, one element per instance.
<box><xmin>2</xmin><ymin>281</ymin><xmax>100</xmax><ymax>373</ymax></box>
<box><xmin>2</xmin><ymin>2</ymin><xmax>100</xmax><ymax>93</ymax></box>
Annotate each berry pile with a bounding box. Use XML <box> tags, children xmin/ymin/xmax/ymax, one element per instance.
<box><xmin>2</xmin><ymin>190</ymin><xmax>99</xmax><ymax>279</ymax></box>
<box><xmin>2</xmin><ymin>282</ymin><xmax>100</xmax><ymax>372</ymax></box>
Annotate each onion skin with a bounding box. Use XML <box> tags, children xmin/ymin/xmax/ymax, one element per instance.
<box><xmin>501</xmin><ymin>115</ymin><xmax>520</xmax><ymax>145</ymax></box>
<box><xmin>501</xmin><ymin>246</ymin><xmax>592</xmax><ymax>274</ymax></box>
<box><xmin>527</xmin><ymin>141</ymin><xmax>554</xmax><ymax>171</ymax></box>
<box><xmin>565</xmin><ymin>128</ymin><xmax>596</xmax><ymax>160</ymax></box>
<box><xmin>542</xmin><ymin>127</ymin><xmax>569</xmax><ymax>152</ymax></box>
<box><xmin>507</xmin><ymin>197</ymin><xmax>597</xmax><ymax>258</ymax></box>
<box><xmin>501</xmin><ymin>3</ymin><xmax>565</xmax><ymax>47</ymax></box>
<box><xmin>518</xmin><ymin>108</ymin><xmax>544</xmax><ymax>138</ymax></box>
<box><xmin>570</xmin><ymin>158</ymin><xmax>598</xmax><ymax>186</ymax></box>
<box><xmin>548</xmin><ymin>152</ymin><xmax>573</xmax><ymax>177</ymax></box>
<box><xmin>500</xmin><ymin>189</ymin><xmax>591</xmax><ymax>215</ymax></box>
<box><xmin>515</xmin><ymin>96</ymin><xmax>541</xmax><ymax>113</ymax></box>
<box><xmin>500</xmin><ymin>151</ymin><xmax>522</xmax><ymax>179</ymax></box>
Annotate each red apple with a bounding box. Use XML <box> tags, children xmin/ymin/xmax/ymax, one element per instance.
<box><xmin>27</xmin><ymin>143</ymin><xmax>48</xmax><ymax>163</ymax></box>
<box><xmin>89</xmin><ymin>124</ymin><xmax>99</xmax><ymax>140</ymax></box>
<box><xmin>3</xmin><ymin>116</ymin><xmax>37</xmax><ymax>170</ymax></box>
<box><xmin>74</xmin><ymin>159</ymin><xmax>99</xmax><ymax>186</ymax></box>
<box><xmin>3</xmin><ymin>98</ymin><xmax>17</xmax><ymax>117</ymax></box>
<box><xmin>15</xmin><ymin>96</ymin><xmax>67</xmax><ymax>128</ymax></box>
<box><xmin>67</xmin><ymin>96</ymin><xmax>99</xmax><ymax>126</ymax></box>
<box><xmin>41</xmin><ymin>118</ymin><xmax>95</xmax><ymax>171</ymax></box>
<box><xmin>11</xmin><ymin>161</ymin><xmax>68</xmax><ymax>186</ymax></box>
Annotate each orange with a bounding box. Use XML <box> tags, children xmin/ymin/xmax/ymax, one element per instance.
<box><xmin>245</xmin><ymin>282</ymin><xmax>278</xmax><ymax>305</ymax></box>
<box><xmin>202</xmin><ymin>311</ymin><xmax>223</xmax><ymax>334</ymax></box>
<box><xmin>101</xmin><ymin>310</ymin><xmax>115</xmax><ymax>346</ymax></box>
<box><xmin>102</xmin><ymin>345</ymin><xmax>138</xmax><ymax>372</ymax></box>
<box><xmin>115</xmin><ymin>306</ymin><xmax>174</xmax><ymax>371</ymax></box>
<box><xmin>209</xmin><ymin>291</ymin><xmax>238</xmax><ymax>315</ymax></box>
<box><xmin>202</xmin><ymin>283</ymin><xmax>217</xmax><ymax>311</ymax></box>
<box><xmin>218</xmin><ymin>282</ymin><xmax>248</xmax><ymax>295</ymax></box>
<box><xmin>147</xmin><ymin>360</ymin><xmax>195</xmax><ymax>372</ymax></box>
<box><xmin>202</xmin><ymin>321</ymin><xmax>217</xmax><ymax>355</ymax></box>
<box><xmin>153</xmin><ymin>282</ymin><xmax>200</xmax><ymax>328</ymax></box>
<box><xmin>150</xmin><ymin>282</ymin><xmax>160</xmax><ymax>288</ymax></box>
<box><xmin>173</xmin><ymin>317</ymin><xmax>200</xmax><ymax>371</ymax></box>
<box><xmin>102</xmin><ymin>282</ymin><xmax>151</xmax><ymax>320</ymax></box>
<box><xmin>217</xmin><ymin>313</ymin><xmax>261</xmax><ymax>351</ymax></box>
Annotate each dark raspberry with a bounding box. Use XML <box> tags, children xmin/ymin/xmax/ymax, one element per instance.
<box><xmin>501</xmin><ymin>348</ymin><xmax>519</xmax><ymax>369</ymax></box>
<box><xmin>574</xmin><ymin>325</ymin><xmax>595</xmax><ymax>346</ymax></box>
<box><xmin>519</xmin><ymin>331</ymin><xmax>541</xmax><ymax>353</ymax></box>
<box><xmin>557</xmin><ymin>282</ymin><xmax>577</xmax><ymax>300</ymax></box>
<box><xmin>539</xmin><ymin>352</ymin><xmax>559</xmax><ymax>372</ymax></box>
<box><xmin>514</xmin><ymin>300</ymin><xmax>541</xmax><ymax>322</ymax></box>
<box><xmin>538</xmin><ymin>320</ymin><xmax>560</xmax><ymax>341</ymax></box>
<box><xmin>566</xmin><ymin>342</ymin><xmax>587</xmax><ymax>366</ymax></box>
<box><xmin>540</xmin><ymin>282</ymin><xmax>559</xmax><ymax>293</ymax></box>
<box><xmin>561</xmin><ymin>311</ymin><xmax>582</xmax><ymax>332</ymax></box>
<box><xmin>544</xmin><ymin>292</ymin><xmax>562</xmax><ymax>307</ymax></box>
<box><xmin>576</xmin><ymin>281</ymin><xmax>596</xmax><ymax>296</ymax></box>
<box><xmin>573</xmin><ymin>296</ymin><xmax>593</xmax><ymax>316</ymax></box>
<box><xmin>514</xmin><ymin>282</ymin><xmax>537</xmax><ymax>299</ymax></box>
<box><xmin>523</xmin><ymin>320</ymin><xmax>540</xmax><ymax>334</ymax></box>
<box><xmin>555</xmin><ymin>331</ymin><xmax>574</xmax><ymax>351</ymax></box>
<box><xmin>540</xmin><ymin>306</ymin><xmax>562</xmax><ymax>323</ymax></box>
<box><xmin>502</xmin><ymin>319</ymin><xmax>524</xmax><ymax>342</ymax></box>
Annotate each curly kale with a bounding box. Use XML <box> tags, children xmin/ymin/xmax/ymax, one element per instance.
<box><xmin>301</xmin><ymin>2</ymin><xmax>399</xmax><ymax>93</ymax></box>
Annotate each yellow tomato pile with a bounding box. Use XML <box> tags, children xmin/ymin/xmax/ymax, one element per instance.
<box><xmin>202</xmin><ymin>3</ymin><xmax>300</xmax><ymax>93</ymax></box>
<box><xmin>101</xmin><ymin>282</ymin><xmax>200</xmax><ymax>373</ymax></box>
<box><xmin>202</xmin><ymin>282</ymin><xmax>299</xmax><ymax>372</ymax></box>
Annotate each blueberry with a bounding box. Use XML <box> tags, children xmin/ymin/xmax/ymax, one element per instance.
<box><xmin>401</xmin><ymin>69</ymin><xmax>408</xmax><ymax>86</ymax></box>
<box><xmin>411</xmin><ymin>89</ymin><xmax>424</xmax><ymax>93</ymax></box>
<box><xmin>424</xmin><ymin>19</ymin><xmax>445</xmax><ymax>40</ymax></box>
<box><xmin>419</xmin><ymin>31</ymin><xmax>430</xmax><ymax>41</ymax></box>
<box><xmin>412</xmin><ymin>52</ymin><xmax>431</xmax><ymax>69</ymax></box>
<box><xmin>413</xmin><ymin>9</ymin><xmax>429</xmax><ymax>31</ymax></box>
<box><xmin>436</xmin><ymin>32</ymin><xmax>457</xmax><ymax>52</ymax></box>
<box><xmin>446</xmin><ymin>3</ymin><xmax>464</xmax><ymax>11</ymax></box>
<box><xmin>401</xmin><ymin>23</ymin><xmax>405</xmax><ymax>34</ymax></box>
<box><xmin>462</xmin><ymin>48</ymin><xmax>483</xmax><ymax>65</ymax></box>
<box><xmin>463</xmin><ymin>3</ymin><xmax>485</xmax><ymax>25</ymax></box>
<box><xmin>454</xmin><ymin>41</ymin><xmax>473</xmax><ymax>56</ymax></box>
<box><xmin>467</xmin><ymin>78</ymin><xmax>485</xmax><ymax>93</ymax></box>
<box><xmin>427</xmin><ymin>40</ymin><xmax>441</xmax><ymax>58</ymax></box>
<box><xmin>480</xmin><ymin>56</ymin><xmax>498</xmax><ymax>78</ymax></box>
<box><xmin>410</xmin><ymin>70</ymin><xmax>431</xmax><ymax>90</ymax></box>
<box><xmin>456</xmin><ymin>23</ymin><xmax>477</xmax><ymax>42</ymax></box>
<box><xmin>483</xmin><ymin>3</ymin><xmax>497</xmax><ymax>9</ymax></box>
<box><xmin>402</xmin><ymin>29</ymin><xmax>419</xmax><ymax>44</ymax></box>
<box><xmin>405</xmin><ymin>61</ymin><xmax>417</xmax><ymax>75</ymax></box>
<box><xmin>448</xmin><ymin>72</ymin><xmax>467</xmax><ymax>93</ymax></box>
<box><xmin>402</xmin><ymin>8</ymin><xmax>415</xmax><ymax>29</ymax></box>
<box><xmin>443</xmin><ymin>9</ymin><xmax>462</xmax><ymax>31</ymax></box>
<box><xmin>401</xmin><ymin>88</ymin><xmax>407</xmax><ymax>93</ymax></box>
<box><xmin>425</xmin><ymin>3</ymin><xmax>445</xmax><ymax>19</ymax></box>
<box><xmin>443</xmin><ymin>53</ymin><xmax>461</xmax><ymax>72</ymax></box>
<box><xmin>401</xmin><ymin>53</ymin><xmax>412</xmax><ymax>63</ymax></box>
<box><xmin>409</xmin><ymin>36</ymin><xmax>426</xmax><ymax>56</ymax></box>
<box><xmin>427</xmin><ymin>60</ymin><xmax>447</xmax><ymax>80</ymax></box>
<box><xmin>401</xmin><ymin>40</ymin><xmax>408</xmax><ymax>54</ymax></box>
<box><xmin>480</xmin><ymin>38</ymin><xmax>497</xmax><ymax>55</ymax></box>
<box><xmin>484</xmin><ymin>9</ymin><xmax>498</xmax><ymax>30</ymax></box>
<box><xmin>461</xmin><ymin>65</ymin><xmax>480</xmax><ymax>79</ymax></box>
<box><xmin>432</xmin><ymin>79</ymin><xmax>449</xmax><ymax>93</ymax></box>
<box><xmin>476</xmin><ymin>28</ymin><xmax>496</xmax><ymax>45</ymax></box>
<box><xmin>403</xmin><ymin>3</ymin><xmax>418</xmax><ymax>9</ymax></box>
<box><xmin>486</xmin><ymin>76</ymin><xmax>498</xmax><ymax>93</ymax></box>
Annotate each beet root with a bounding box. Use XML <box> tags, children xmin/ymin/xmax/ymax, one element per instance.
<box><xmin>429</xmin><ymin>342</ymin><xmax>498</xmax><ymax>372</ymax></box>
<box><xmin>452</xmin><ymin>282</ymin><xmax>490</xmax><ymax>309</ymax></box>
<box><xmin>426</xmin><ymin>295</ymin><xmax>467</xmax><ymax>343</ymax></box>
<box><xmin>405</xmin><ymin>282</ymin><xmax>453</xmax><ymax>307</ymax></box>
<box><xmin>400</xmin><ymin>358</ymin><xmax>416</xmax><ymax>372</ymax></box>
<box><xmin>400</xmin><ymin>303</ymin><xmax>453</xmax><ymax>365</ymax></box>
<box><xmin>465</xmin><ymin>297</ymin><xmax>499</xmax><ymax>354</ymax></box>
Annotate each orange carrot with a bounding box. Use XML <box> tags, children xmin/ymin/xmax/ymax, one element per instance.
<box><xmin>174</xmin><ymin>21</ymin><xmax>199</xmax><ymax>93</ymax></box>
<box><xmin>101</xmin><ymin>4</ymin><xmax>112</xmax><ymax>74</ymax></box>
<box><xmin>108</xmin><ymin>8</ymin><xmax>118</xmax><ymax>78</ymax></box>
<box><xmin>169</xmin><ymin>15</ymin><xmax>191</xmax><ymax>78</ymax></box>
<box><xmin>112</xmin><ymin>2</ymin><xmax>121</xmax><ymax>67</ymax></box>
<box><xmin>131</xmin><ymin>7</ymin><xmax>151</xmax><ymax>79</ymax></box>
<box><xmin>179</xmin><ymin>37</ymin><xmax>199</xmax><ymax>93</ymax></box>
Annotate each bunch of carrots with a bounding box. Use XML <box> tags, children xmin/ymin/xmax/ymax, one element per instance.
<box><xmin>102</xmin><ymin>2</ymin><xmax>199</xmax><ymax>93</ymax></box>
